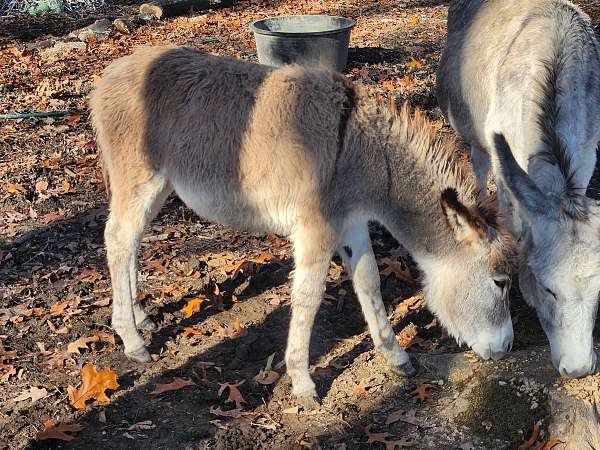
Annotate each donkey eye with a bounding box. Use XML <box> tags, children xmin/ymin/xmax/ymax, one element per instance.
<box><xmin>545</xmin><ymin>287</ymin><xmax>558</xmax><ymax>300</ymax></box>
<box><xmin>493</xmin><ymin>279</ymin><xmax>507</xmax><ymax>290</ymax></box>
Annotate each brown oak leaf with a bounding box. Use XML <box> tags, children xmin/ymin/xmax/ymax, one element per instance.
<box><xmin>410</xmin><ymin>380</ymin><xmax>436</xmax><ymax>403</ymax></box>
<box><xmin>67</xmin><ymin>364</ymin><xmax>119</xmax><ymax>410</ymax></box>
<box><xmin>366</xmin><ymin>425</ymin><xmax>415</xmax><ymax>449</ymax></box>
<box><xmin>36</xmin><ymin>420</ymin><xmax>83</xmax><ymax>442</ymax></box>
<box><xmin>49</xmin><ymin>301</ymin><xmax>69</xmax><ymax>316</ymax></box>
<box><xmin>180</xmin><ymin>296</ymin><xmax>206</xmax><ymax>318</ymax></box>
<box><xmin>380</xmin><ymin>258</ymin><xmax>413</xmax><ymax>284</ymax></box>
<box><xmin>67</xmin><ymin>331</ymin><xmax>115</xmax><ymax>354</ymax></box>
<box><xmin>386</xmin><ymin>409</ymin><xmax>419</xmax><ymax>426</ymax></box>
<box><xmin>151</xmin><ymin>377</ymin><xmax>195</xmax><ymax>395</ymax></box>
<box><xmin>519</xmin><ymin>423</ymin><xmax>541</xmax><ymax>450</ymax></box>
<box><xmin>218</xmin><ymin>380</ymin><xmax>245</xmax><ymax>409</ymax></box>
<box><xmin>182</xmin><ymin>326</ymin><xmax>206</xmax><ymax>338</ymax></box>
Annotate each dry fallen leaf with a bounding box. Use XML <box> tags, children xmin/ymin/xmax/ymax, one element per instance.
<box><xmin>218</xmin><ymin>380</ymin><xmax>246</xmax><ymax>409</ymax></box>
<box><xmin>67</xmin><ymin>364</ymin><xmax>119</xmax><ymax>410</ymax></box>
<box><xmin>380</xmin><ymin>258</ymin><xmax>413</xmax><ymax>284</ymax></box>
<box><xmin>250</xmin><ymin>252</ymin><xmax>276</xmax><ymax>263</ymax></box>
<box><xmin>386</xmin><ymin>409</ymin><xmax>419</xmax><ymax>426</ymax></box>
<box><xmin>35</xmin><ymin>179</ymin><xmax>49</xmax><ymax>192</ymax></box>
<box><xmin>182</xmin><ymin>326</ymin><xmax>206</xmax><ymax>338</ymax></box>
<box><xmin>49</xmin><ymin>301</ymin><xmax>69</xmax><ymax>316</ymax></box>
<box><xmin>410</xmin><ymin>380</ymin><xmax>436</xmax><ymax>403</ymax></box>
<box><xmin>151</xmin><ymin>377</ymin><xmax>195</xmax><ymax>395</ymax></box>
<box><xmin>395</xmin><ymin>294</ymin><xmax>423</xmax><ymax>316</ymax></box>
<box><xmin>6</xmin><ymin>183</ymin><xmax>25</xmax><ymax>195</ymax></box>
<box><xmin>229</xmin><ymin>318</ymin><xmax>247</xmax><ymax>339</ymax></box>
<box><xmin>365</xmin><ymin>425</ymin><xmax>415</xmax><ymax>450</ymax></box>
<box><xmin>180</xmin><ymin>296</ymin><xmax>207</xmax><ymax>318</ymax></box>
<box><xmin>13</xmin><ymin>386</ymin><xmax>48</xmax><ymax>404</ymax></box>
<box><xmin>214</xmin><ymin>319</ymin><xmax>248</xmax><ymax>339</ymax></box>
<box><xmin>407</xmin><ymin>57</ymin><xmax>423</xmax><ymax>70</ymax></box>
<box><xmin>397</xmin><ymin>324</ymin><xmax>424</xmax><ymax>350</ymax></box>
<box><xmin>254</xmin><ymin>353</ymin><xmax>281</xmax><ymax>385</ymax></box>
<box><xmin>482</xmin><ymin>419</ymin><xmax>493</xmax><ymax>431</ymax></box>
<box><xmin>209</xmin><ymin>406</ymin><xmax>243</xmax><ymax>418</ymax></box>
<box><xmin>534</xmin><ymin>439</ymin><xmax>564</xmax><ymax>450</ymax></box>
<box><xmin>67</xmin><ymin>331</ymin><xmax>115</xmax><ymax>354</ymax></box>
<box><xmin>36</xmin><ymin>420</ymin><xmax>83</xmax><ymax>442</ymax></box>
<box><xmin>519</xmin><ymin>422</ymin><xmax>541</xmax><ymax>450</ymax></box>
<box><xmin>283</xmin><ymin>405</ymin><xmax>300</xmax><ymax>414</ymax></box>
<box><xmin>352</xmin><ymin>381</ymin><xmax>369</xmax><ymax>397</ymax></box>
<box><xmin>76</xmin><ymin>268</ymin><xmax>103</xmax><ymax>283</ymax></box>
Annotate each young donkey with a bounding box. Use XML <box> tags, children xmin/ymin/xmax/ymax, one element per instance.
<box><xmin>90</xmin><ymin>46</ymin><xmax>517</xmax><ymax>403</ymax></box>
<box><xmin>437</xmin><ymin>0</ymin><xmax>600</xmax><ymax>377</ymax></box>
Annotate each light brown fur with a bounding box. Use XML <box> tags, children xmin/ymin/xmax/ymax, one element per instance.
<box><xmin>90</xmin><ymin>46</ymin><xmax>517</xmax><ymax>403</ymax></box>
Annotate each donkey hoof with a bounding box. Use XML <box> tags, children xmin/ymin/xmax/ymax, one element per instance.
<box><xmin>391</xmin><ymin>360</ymin><xmax>417</xmax><ymax>378</ymax></box>
<box><xmin>126</xmin><ymin>347</ymin><xmax>151</xmax><ymax>363</ymax></box>
<box><xmin>137</xmin><ymin>317</ymin><xmax>157</xmax><ymax>332</ymax></box>
<box><xmin>295</xmin><ymin>393</ymin><xmax>321</xmax><ymax>410</ymax></box>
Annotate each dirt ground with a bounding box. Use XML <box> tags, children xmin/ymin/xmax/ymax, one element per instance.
<box><xmin>1</xmin><ymin>1</ymin><xmax>600</xmax><ymax>449</ymax></box>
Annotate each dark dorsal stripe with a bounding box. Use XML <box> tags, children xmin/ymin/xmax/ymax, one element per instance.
<box><xmin>338</xmin><ymin>79</ymin><xmax>356</xmax><ymax>149</ymax></box>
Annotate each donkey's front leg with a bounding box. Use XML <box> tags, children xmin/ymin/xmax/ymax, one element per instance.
<box><xmin>339</xmin><ymin>223</ymin><xmax>416</xmax><ymax>377</ymax></box>
<box><xmin>285</xmin><ymin>225</ymin><xmax>336</xmax><ymax>407</ymax></box>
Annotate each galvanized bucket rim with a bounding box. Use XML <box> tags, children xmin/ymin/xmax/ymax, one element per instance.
<box><xmin>250</xmin><ymin>15</ymin><xmax>356</xmax><ymax>37</ymax></box>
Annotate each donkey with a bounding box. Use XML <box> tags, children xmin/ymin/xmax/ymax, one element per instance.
<box><xmin>90</xmin><ymin>45</ymin><xmax>517</xmax><ymax>404</ymax></box>
<box><xmin>437</xmin><ymin>0</ymin><xmax>600</xmax><ymax>377</ymax></box>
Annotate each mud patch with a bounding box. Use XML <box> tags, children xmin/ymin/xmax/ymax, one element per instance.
<box><xmin>454</xmin><ymin>373</ymin><xmax>549</xmax><ymax>447</ymax></box>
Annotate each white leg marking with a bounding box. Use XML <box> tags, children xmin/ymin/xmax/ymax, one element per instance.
<box><xmin>285</xmin><ymin>228</ymin><xmax>334</xmax><ymax>402</ymax></box>
<box><xmin>339</xmin><ymin>223</ymin><xmax>413</xmax><ymax>374</ymax></box>
<box><xmin>106</xmin><ymin>176</ymin><xmax>170</xmax><ymax>361</ymax></box>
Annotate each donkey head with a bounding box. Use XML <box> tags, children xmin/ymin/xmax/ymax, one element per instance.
<box><xmin>422</xmin><ymin>188</ymin><xmax>517</xmax><ymax>360</ymax></box>
<box><xmin>492</xmin><ymin>133</ymin><xmax>600</xmax><ymax>377</ymax></box>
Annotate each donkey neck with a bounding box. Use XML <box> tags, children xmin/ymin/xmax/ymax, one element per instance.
<box><xmin>366</xmin><ymin>108</ymin><xmax>474</xmax><ymax>261</ymax></box>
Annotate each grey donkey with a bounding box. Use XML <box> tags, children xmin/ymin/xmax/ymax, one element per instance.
<box><xmin>90</xmin><ymin>46</ymin><xmax>517</xmax><ymax>405</ymax></box>
<box><xmin>437</xmin><ymin>0</ymin><xmax>600</xmax><ymax>377</ymax></box>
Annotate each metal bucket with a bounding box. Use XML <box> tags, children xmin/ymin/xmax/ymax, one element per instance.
<box><xmin>250</xmin><ymin>15</ymin><xmax>355</xmax><ymax>72</ymax></box>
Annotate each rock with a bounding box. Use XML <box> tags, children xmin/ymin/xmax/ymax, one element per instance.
<box><xmin>548</xmin><ymin>391</ymin><xmax>600</xmax><ymax>449</ymax></box>
<box><xmin>25</xmin><ymin>39</ymin><xmax>54</xmax><ymax>51</ymax></box>
<box><xmin>139</xmin><ymin>2</ymin><xmax>163</xmax><ymax>20</ymax></box>
<box><xmin>43</xmin><ymin>41</ymin><xmax>86</xmax><ymax>56</ymax></box>
<box><xmin>87</xmin><ymin>18</ymin><xmax>112</xmax><ymax>33</ymax></box>
<box><xmin>113</xmin><ymin>18</ymin><xmax>133</xmax><ymax>34</ymax></box>
<box><xmin>69</xmin><ymin>19</ymin><xmax>112</xmax><ymax>42</ymax></box>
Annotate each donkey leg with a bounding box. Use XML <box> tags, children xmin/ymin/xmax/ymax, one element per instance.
<box><xmin>285</xmin><ymin>225</ymin><xmax>336</xmax><ymax>407</ymax></box>
<box><xmin>130</xmin><ymin>186</ymin><xmax>172</xmax><ymax>332</ymax></box>
<box><xmin>339</xmin><ymin>223</ymin><xmax>416</xmax><ymax>377</ymax></box>
<box><xmin>471</xmin><ymin>146</ymin><xmax>491</xmax><ymax>199</ymax></box>
<box><xmin>105</xmin><ymin>175</ymin><xmax>171</xmax><ymax>362</ymax></box>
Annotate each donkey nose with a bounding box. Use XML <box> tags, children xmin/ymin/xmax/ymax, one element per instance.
<box><xmin>471</xmin><ymin>320</ymin><xmax>513</xmax><ymax>361</ymax></box>
<box><xmin>490</xmin><ymin>336</ymin><xmax>513</xmax><ymax>360</ymax></box>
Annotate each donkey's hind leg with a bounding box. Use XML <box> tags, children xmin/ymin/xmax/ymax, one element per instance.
<box><xmin>105</xmin><ymin>174</ymin><xmax>171</xmax><ymax>362</ymax></box>
<box><xmin>285</xmin><ymin>223</ymin><xmax>337</xmax><ymax>407</ymax></box>
<box><xmin>129</xmin><ymin>185</ymin><xmax>172</xmax><ymax>332</ymax></box>
<box><xmin>339</xmin><ymin>222</ymin><xmax>416</xmax><ymax>377</ymax></box>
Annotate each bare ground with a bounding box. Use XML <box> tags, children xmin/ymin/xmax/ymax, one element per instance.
<box><xmin>1</xmin><ymin>1</ymin><xmax>599</xmax><ymax>449</ymax></box>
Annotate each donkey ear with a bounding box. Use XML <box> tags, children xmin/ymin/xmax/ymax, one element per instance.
<box><xmin>440</xmin><ymin>188</ymin><xmax>484</xmax><ymax>244</ymax></box>
<box><xmin>491</xmin><ymin>133</ymin><xmax>549</xmax><ymax>216</ymax></box>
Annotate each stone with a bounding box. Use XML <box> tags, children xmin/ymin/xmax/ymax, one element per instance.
<box><xmin>43</xmin><ymin>41</ymin><xmax>86</xmax><ymax>56</ymax></box>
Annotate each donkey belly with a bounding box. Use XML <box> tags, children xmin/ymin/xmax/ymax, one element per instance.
<box><xmin>170</xmin><ymin>178</ymin><xmax>295</xmax><ymax>236</ymax></box>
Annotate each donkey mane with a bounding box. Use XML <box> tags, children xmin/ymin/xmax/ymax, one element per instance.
<box><xmin>384</xmin><ymin>102</ymin><xmax>477</xmax><ymax>201</ymax></box>
<box><xmin>379</xmin><ymin>101</ymin><xmax>517</xmax><ymax>273</ymax></box>
<box><xmin>533</xmin><ymin>3</ymin><xmax>593</xmax><ymax>219</ymax></box>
